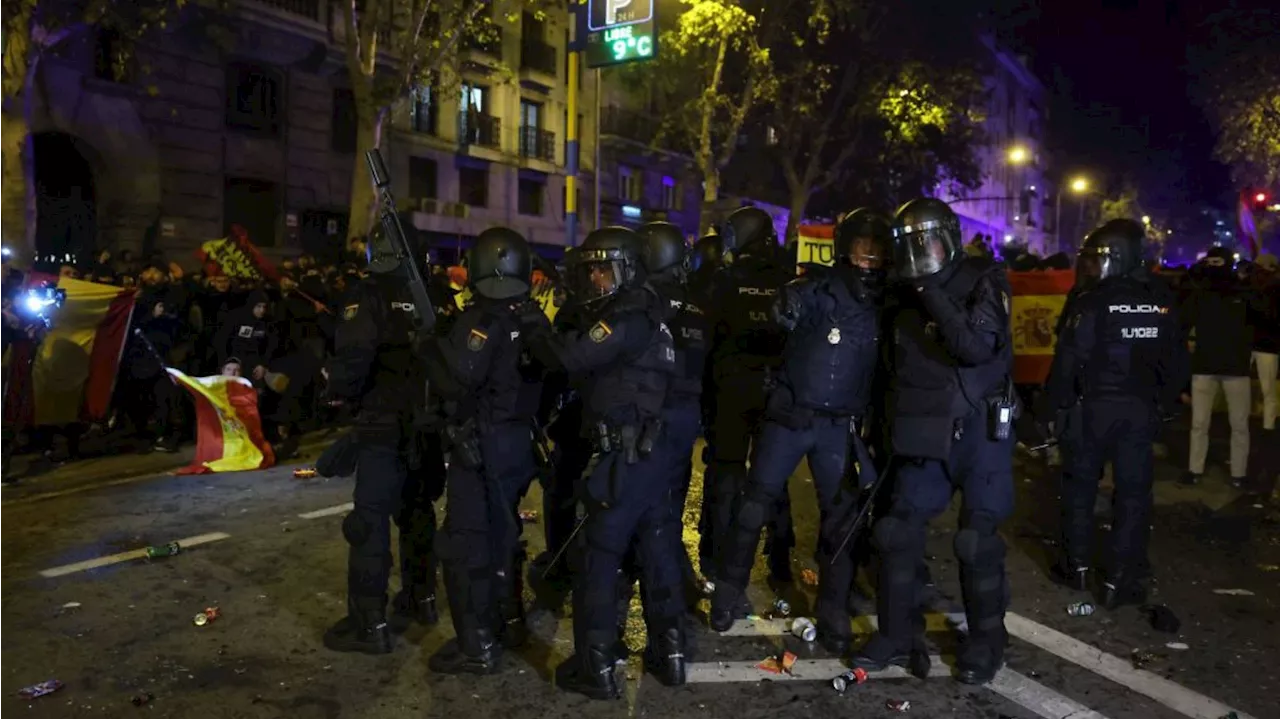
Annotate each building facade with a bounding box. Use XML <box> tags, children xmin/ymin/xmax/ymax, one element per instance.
<box><xmin>940</xmin><ymin>37</ymin><xmax>1053</xmax><ymax>256</ymax></box>
<box><xmin>6</xmin><ymin>0</ymin><xmax>599</xmax><ymax>268</ymax></box>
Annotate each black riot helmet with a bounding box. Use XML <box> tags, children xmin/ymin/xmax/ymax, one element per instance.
<box><xmin>720</xmin><ymin>206</ymin><xmax>777</xmax><ymax>259</ymax></box>
<box><xmin>835</xmin><ymin>208</ymin><xmax>892</xmax><ymax>282</ymax></box>
<box><xmin>467</xmin><ymin>226</ymin><xmax>532</xmax><ymax>299</ymax></box>
<box><xmin>890</xmin><ymin>198</ymin><xmax>963</xmax><ymax>279</ymax></box>
<box><xmin>567</xmin><ymin>226</ymin><xmax>643</xmax><ymax>305</ymax></box>
<box><xmin>691</xmin><ymin>233</ymin><xmax>723</xmax><ymax>273</ymax></box>
<box><xmin>637</xmin><ymin>221</ymin><xmax>690</xmax><ymax>281</ymax></box>
<box><xmin>365</xmin><ymin>227</ymin><xmax>401</xmax><ymax>274</ymax></box>
<box><xmin>1078</xmin><ymin>219</ymin><xmax>1145</xmax><ymax>284</ymax></box>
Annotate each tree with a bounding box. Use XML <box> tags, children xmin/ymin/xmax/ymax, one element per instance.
<box><xmin>759</xmin><ymin>0</ymin><xmax>986</xmax><ymax>239</ymax></box>
<box><xmin>1098</xmin><ymin>186</ymin><xmax>1140</xmax><ymax>223</ymax></box>
<box><xmin>627</xmin><ymin>0</ymin><xmax>777</xmax><ymax>233</ymax></box>
<box><xmin>2</xmin><ymin>0</ymin><xmax>189</xmax><ymax>252</ymax></box>
<box><xmin>337</xmin><ymin>0</ymin><xmax>504</xmax><ymax>244</ymax></box>
<box><xmin>1190</xmin><ymin>4</ymin><xmax>1280</xmax><ymax>187</ymax></box>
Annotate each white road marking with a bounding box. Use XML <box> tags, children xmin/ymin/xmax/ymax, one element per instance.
<box><xmin>987</xmin><ymin>668</ymin><xmax>1111</xmax><ymax>719</ymax></box>
<box><xmin>39</xmin><ymin>532</ymin><xmax>232</xmax><ymax>578</ymax></box>
<box><xmin>1005</xmin><ymin>612</ymin><xmax>1257</xmax><ymax>719</ymax></box>
<box><xmin>685</xmin><ymin>655</ymin><xmax>949</xmax><ymax>683</ymax></box>
<box><xmin>298</xmin><ymin>502</ymin><xmax>353</xmax><ymax>520</ymax></box>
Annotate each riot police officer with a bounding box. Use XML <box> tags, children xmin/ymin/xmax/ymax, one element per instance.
<box><xmin>687</xmin><ymin>231</ymin><xmax>723</xmax><ymax>573</ymax></box>
<box><xmin>705</xmin><ymin>207</ymin><xmax>796</xmax><ymax>584</ymax></box>
<box><xmin>425</xmin><ymin>227</ymin><xmax>544</xmax><ymax>673</ymax></box>
<box><xmin>852</xmin><ymin>198</ymin><xmax>1015</xmax><ymax>684</ymax></box>
<box><xmin>639</xmin><ymin>221</ymin><xmax>712</xmax><ymax>594</ymax></box>
<box><xmin>322</xmin><ymin>231</ymin><xmax>441</xmax><ymax>654</ymax></box>
<box><xmin>710</xmin><ymin>209</ymin><xmax>890</xmax><ymax>652</ymax></box>
<box><xmin>514</xmin><ymin>227</ymin><xmax>684</xmax><ymax>699</ymax></box>
<box><xmin>1044</xmin><ymin>219</ymin><xmax>1188</xmax><ymax>608</ymax></box>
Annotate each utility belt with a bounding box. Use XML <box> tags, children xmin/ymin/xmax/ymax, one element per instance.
<box><xmin>444</xmin><ymin>417</ymin><xmax>483</xmax><ymax>469</ymax></box>
<box><xmin>591</xmin><ymin>417</ymin><xmax>664</xmax><ymax>465</ymax></box>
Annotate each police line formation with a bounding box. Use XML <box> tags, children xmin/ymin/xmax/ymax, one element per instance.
<box><xmin>320</xmin><ymin>196</ymin><xmax>1188</xmax><ymax>701</ymax></box>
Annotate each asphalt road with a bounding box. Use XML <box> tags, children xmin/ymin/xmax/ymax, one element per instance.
<box><xmin>3</xmin><ymin>421</ymin><xmax>1278</xmax><ymax>719</ymax></box>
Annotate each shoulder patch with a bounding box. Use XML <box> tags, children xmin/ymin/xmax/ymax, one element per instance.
<box><xmin>343</xmin><ymin>304</ymin><xmax>359</xmax><ymax>320</ymax></box>
<box><xmin>588</xmin><ymin>321</ymin><xmax>612</xmax><ymax>343</ymax></box>
<box><xmin>467</xmin><ymin>328</ymin><xmax>488</xmax><ymax>352</ymax></box>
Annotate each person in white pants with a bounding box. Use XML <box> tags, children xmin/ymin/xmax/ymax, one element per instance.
<box><xmin>1182</xmin><ymin>247</ymin><xmax>1259</xmax><ymax>486</ymax></box>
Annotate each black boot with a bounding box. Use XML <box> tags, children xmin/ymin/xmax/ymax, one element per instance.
<box><xmin>1101</xmin><ymin>575</ymin><xmax>1147</xmax><ymax>610</ymax></box>
<box><xmin>428</xmin><ymin>627</ymin><xmax>502</xmax><ymax>675</ymax></box>
<box><xmin>643</xmin><ymin>624</ymin><xmax>688</xmax><ymax>686</ymax></box>
<box><xmin>1050</xmin><ymin>561</ymin><xmax>1090</xmax><ymax>592</ymax></box>
<box><xmin>708</xmin><ymin>581</ymin><xmax>750</xmax><ymax>632</ymax></box>
<box><xmin>497</xmin><ymin>554</ymin><xmax>529</xmax><ymax>649</ymax></box>
<box><xmin>955</xmin><ymin>629</ymin><xmax>1005</xmax><ymax>685</ymax></box>
<box><xmin>556</xmin><ymin>645</ymin><xmax>621</xmax><ymax>700</ymax></box>
<box><xmin>323</xmin><ymin>596</ymin><xmax>393</xmax><ymax>654</ymax></box>
<box><xmin>850</xmin><ymin>632</ymin><xmax>910</xmax><ymax>671</ymax></box>
<box><xmin>389</xmin><ymin>584</ymin><xmax>438</xmax><ymax>632</ymax></box>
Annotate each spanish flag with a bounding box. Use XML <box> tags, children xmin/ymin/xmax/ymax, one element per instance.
<box><xmin>1008</xmin><ymin>269</ymin><xmax>1076</xmax><ymax>385</ymax></box>
<box><xmin>2</xmin><ymin>276</ymin><xmax>136</xmax><ymax>428</ymax></box>
<box><xmin>167</xmin><ymin>369</ymin><xmax>275</xmax><ymax>474</ymax></box>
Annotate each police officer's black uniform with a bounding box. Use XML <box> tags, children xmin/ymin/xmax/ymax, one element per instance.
<box><xmin>704</xmin><ymin>208</ymin><xmax>796</xmax><ymax>582</ymax></box>
<box><xmin>710</xmin><ymin>210</ymin><xmax>890</xmax><ymax>652</ymax></box>
<box><xmin>1044</xmin><ymin>219</ymin><xmax>1188</xmax><ymax>608</ymax></box>
<box><xmin>426</xmin><ymin>227</ymin><xmax>544</xmax><ymax>674</ymax></box>
<box><xmin>687</xmin><ymin>232</ymin><xmax>723</xmax><ymax>571</ymax></box>
<box><xmin>853</xmin><ymin>199</ymin><xmax>1016</xmax><ymax>684</ymax></box>
<box><xmin>515</xmin><ymin>227</ymin><xmax>684</xmax><ymax>699</ymax></box>
<box><xmin>323</xmin><ymin>234</ymin><xmax>442</xmax><ymax>655</ymax></box>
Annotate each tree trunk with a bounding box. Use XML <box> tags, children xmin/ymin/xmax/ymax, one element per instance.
<box><xmin>345</xmin><ymin>107</ymin><xmax>386</xmax><ymax>245</ymax></box>
<box><xmin>699</xmin><ymin>168</ymin><xmax>720</xmax><ymax>235</ymax></box>
<box><xmin>1</xmin><ymin>112</ymin><xmax>29</xmax><ymax>256</ymax></box>
<box><xmin>785</xmin><ymin>188</ymin><xmax>809</xmax><ymax>245</ymax></box>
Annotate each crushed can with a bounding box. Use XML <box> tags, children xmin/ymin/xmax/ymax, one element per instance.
<box><xmin>292</xmin><ymin>467</ymin><xmax>317</xmax><ymax>479</ymax></box>
<box><xmin>18</xmin><ymin>679</ymin><xmax>64</xmax><ymax>700</ymax></box>
<box><xmin>772</xmin><ymin>597</ymin><xmax>791</xmax><ymax>617</ymax></box>
<box><xmin>1066</xmin><ymin>601</ymin><xmax>1095</xmax><ymax>617</ymax></box>
<box><xmin>193</xmin><ymin>606</ymin><xmax>222</xmax><ymax>626</ymax></box>
<box><xmin>790</xmin><ymin>617</ymin><xmax>817</xmax><ymax>642</ymax></box>
<box><xmin>887</xmin><ymin>699</ymin><xmax>911</xmax><ymax>712</ymax></box>
<box><xmin>832</xmin><ymin>667</ymin><xmax>868</xmax><ymax>692</ymax></box>
<box><xmin>145</xmin><ymin>542</ymin><xmax>181</xmax><ymax>559</ymax></box>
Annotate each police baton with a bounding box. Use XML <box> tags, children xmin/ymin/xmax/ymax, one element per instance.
<box><xmin>132</xmin><ymin>327</ymin><xmax>180</xmax><ymax>387</ymax></box>
<box><xmin>1026</xmin><ymin>412</ymin><xmax>1177</xmax><ymax>453</ymax></box>
<box><xmin>830</xmin><ymin>455</ymin><xmax>896</xmax><ymax>565</ymax></box>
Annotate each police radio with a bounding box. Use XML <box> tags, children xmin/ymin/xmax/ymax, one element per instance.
<box><xmin>988</xmin><ymin>377</ymin><xmax>1017</xmax><ymax>441</ymax></box>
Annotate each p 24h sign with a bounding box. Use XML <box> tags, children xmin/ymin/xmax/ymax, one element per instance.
<box><xmin>584</xmin><ymin>0</ymin><xmax>656</xmax><ymax>69</ymax></box>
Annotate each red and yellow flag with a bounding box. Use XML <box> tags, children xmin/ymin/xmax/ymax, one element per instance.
<box><xmin>167</xmin><ymin>369</ymin><xmax>275</xmax><ymax>474</ymax></box>
<box><xmin>2</xmin><ymin>276</ymin><xmax>136</xmax><ymax>428</ymax></box>
<box><xmin>1008</xmin><ymin>269</ymin><xmax>1076</xmax><ymax>385</ymax></box>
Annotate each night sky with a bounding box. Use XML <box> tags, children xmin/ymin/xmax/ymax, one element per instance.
<box><xmin>1020</xmin><ymin>0</ymin><xmax>1234</xmax><ymax>228</ymax></box>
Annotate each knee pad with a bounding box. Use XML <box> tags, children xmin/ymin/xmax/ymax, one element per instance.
<box><xmin>872</xmin><ymin>514</ymin><xmax>924</xmax><ymax>554</ymax></box>
<box><xmin>954</xmin><ymin>513</ymin><xmax>1005</xmax><ymax>568</ymax></box>
<box><xmin>342</xmin><ymin>510</ymin><xmax>374</xmax><ymax>546</ymax></box>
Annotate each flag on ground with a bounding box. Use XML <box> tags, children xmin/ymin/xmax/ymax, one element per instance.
<box><xmin>168</xmin><ymin>368</ymin><xmax>274</xmax><ymax>474</ymax></box>
<box><xmin>2</xmin><ymin>276</ymin><xmax>136</xmax><ymax>428</ymax></box>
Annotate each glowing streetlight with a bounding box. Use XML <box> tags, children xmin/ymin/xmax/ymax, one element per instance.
<box><xmin>1007</xmin><ymin>146</ymin><xmax>1029</xmax><ymax>165</ymax></box>
<box><xmin>1070</xmin><ymin>177</ymin><xmax>1089</xmax><ymax>194</ymax></box>
<box><xmin>1141</xmin><ymin>215</ymin><xmax>1151</xmax><ymax>225</ymax></box>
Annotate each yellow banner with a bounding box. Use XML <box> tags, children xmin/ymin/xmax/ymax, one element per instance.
<box><xmin>796</xmin><ymin>228</ymin><xmax>835</xmax><ymax>267</ymax></box>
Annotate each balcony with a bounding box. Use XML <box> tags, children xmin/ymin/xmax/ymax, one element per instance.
<box><xmin>520</xmin><ymin>38</ymin><xmax>557</xmax><ymax>80</ymax></box>
<box><xmin>243</xmin><ymin>0</ymin><xmax>321</xmax><ymax>21</ymax></box>
<box><xmin>600</xmin><ymin>106</ymin><xmax>660</xmax><ymax>144</ymax></box>
<box><xmin>519</xmin><ymin>126</ymin><xmax>556</xmax><ymax>163</ymax></box>
<box><xmin>464</xmin><ymin>25</ymin><xmax>503</xmax><ymax>58</ymax></box>
<box><xmin>459</xmin><ymin>111</ymin><xmax>501</xmax><ymax>150</ymax></box>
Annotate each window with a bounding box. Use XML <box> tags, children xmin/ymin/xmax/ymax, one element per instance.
<box><xmin>518</xmin><ymin>178</ymin><xmax>544</xmax><ymax>216</ymax></box>
<box><xmin>521</xmin><ymin>100</ymin><xmax>541</xmax><ymax>131</ymax></box>
<box><xmin>461</xmin><ymin>83</ymin><xmax>489</xmax><ymax>114</ymax></box>
<box><xmin>411</xmin><ymin>84</ymin><xmax>438</xmax><ymax>135</ymax></box>
<box><xmin>93</xmin><ymin>28</ymin><xmax>130</xmax><ymax>83</ymax></box>
<box><xmin>409</xmin><ymin>157</ymin><xmax>438</xmax><ymax>200</ymax></box>
<box><xmin>331</xmin><ymin>88</ymin><xmax>357</xmax><ymax>153</ymax></box>
<box><xmin>618</xmin><ymin>165</ymin><xmax>641</xmax><ymax>202</ymax></box>
<box><xmin>661</xmin><ymin>176</ymin><xmax>680</xmax><ymax>210</ymax></box>
<box><xmin>224</xmin><ymin>177</ymin><xmax>279</xmax><ymax>247</ymax></box>
<box><xmin>226</xmin><ymin>62</ymin><xmax>282</xmax><ymax>136</ymax></box>
<box><xmin>459</xmin><ymin>83</ymin><xmax>494</xmax><ymax>145</ymax></box>
<box><xmin>459</xmin><ymin>165</ymin><xmax>489</xmax><ymax>207</ymax></box>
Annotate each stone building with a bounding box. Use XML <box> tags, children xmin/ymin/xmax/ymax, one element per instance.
<box><xmin>4</xmin><ymin>0</ymin><xmax>599</xmax><ymax>268</ymax></box>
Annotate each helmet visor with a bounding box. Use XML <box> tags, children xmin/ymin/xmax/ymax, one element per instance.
<box><xmin>1078</xmin><ymin>246</ymin><xmax>1115</xmax><ymax>281</ymax></box>
<box><xmin>892</xmin><ymin>225</ymin><xmax>952</xmax><ymax>279</ymax></box>
<box><xmin>568</xmin><ymin>248</ymin><xmax>629</xmax><ymax>303</ymax></box>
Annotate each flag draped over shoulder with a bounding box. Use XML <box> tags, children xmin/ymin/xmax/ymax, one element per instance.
<box><xmin>3</xmin><ymin>276</ymin><xmax>136</xmax><ymax>428</ymax></box>
<box><xmin>1008</xmin><ymin>269</ymin><xmax>1076</xmax><ymax>385</ymax></box>
<box><xmin>168</xmin><ymin>369</ymin><xmax>274</xmax><ymax>474</ymax></box>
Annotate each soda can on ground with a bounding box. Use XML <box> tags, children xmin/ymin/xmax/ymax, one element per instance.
<box><xmin>790</xmin><ymin>617</ymin><xmax>817</xmax><ymax>642</ymax></box>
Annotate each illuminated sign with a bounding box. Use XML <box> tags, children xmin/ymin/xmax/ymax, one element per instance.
<box><xmin>584</xmin><ymin>0</ymin><xmax>656</xmax><ymax>69</ymax></box>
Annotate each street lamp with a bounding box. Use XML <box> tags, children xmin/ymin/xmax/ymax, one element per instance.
<box><xmin>1054</xmin><ymin>175</ymin><xmax>1092</xmax><ymax>255</ymax></box>
<box><xmin>1142</xmin><ymin>215</ymin><xmax>1151</xmax><ymax>225</ymax></box>
<box><xmin>1007</xmin><ymin>146</ymin><xmax>1029</xmax><ymax>165</ymax></box>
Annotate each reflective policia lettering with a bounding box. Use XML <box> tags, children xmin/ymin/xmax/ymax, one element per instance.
<box><xmin>738</xmin><ymin>287</ymin><xmax>777</xmax><ymax>296</ymax></box>
<box><xmin>1108</xmin><ymin>304</ymin><xmax>1169</xmax><ymax>314</ymax></box>
<box><xmin>1121</xmin><ymin>326</ymin><xmax>1159</xmax><ymax>339</ymax></box>
<box><xmin>391</xmin><ymin>302</ymin><xmax>416</xmax><ymax>312</ymax></box>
